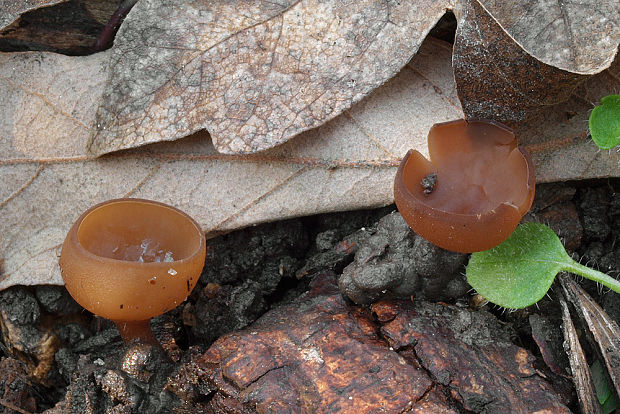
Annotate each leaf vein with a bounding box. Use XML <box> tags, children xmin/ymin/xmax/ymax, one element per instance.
<box><xmin>0</xmin><ymin>76</ymin><xmax>91</xmax><ymax>130</ymax></box>
<box><xmin>0</xmin><ymin>165</ymin><xmax>44</xmax><ymax>209</ymax></box>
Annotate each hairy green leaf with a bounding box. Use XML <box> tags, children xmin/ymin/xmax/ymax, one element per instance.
<box><xmin>590</xmin><ymin>94</ymin><xmax>620</xmax><ymax>150</ymax></box>
<box><xmin>466</xmin><ymin>223</ymin><xmax>571</xmax><ymax>308</ymax></box>
<box><xmin>467</xmin><ymin>222</ymin><xmax>620</xmax><ymax>308</ymax></box>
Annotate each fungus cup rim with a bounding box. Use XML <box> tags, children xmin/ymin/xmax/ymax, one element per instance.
<box><xmin>395</xmin><ymin>118</ymin><xmax>535</xmax><ymax>218</ymax></box>
<box><xmin>68</xmin><ymin>198</ymin><xmax>205</xmax><ymax>266</ymax></box>
<box><xmin>396</xmin><ymin>147</ymin><xmax>535</xmax><ymax>219</ymax></box>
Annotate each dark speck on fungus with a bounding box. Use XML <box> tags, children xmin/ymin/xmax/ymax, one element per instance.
<box><xmin>394</xmin><ymin>119</ymin><xmax>535</xmax><ymax>253</ymax></box>
<box><xmin>421</xmin><ymin>173</ymin><xmax>437</xmax><ymax>196</ymax></box>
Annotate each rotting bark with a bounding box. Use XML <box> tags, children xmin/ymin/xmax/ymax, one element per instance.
<box><xmin>561</xmin><ymin>275</ymin><xmax>620</xmax><ymax>398</ymax></box>
<box><xmin>379</xmin><ymin>300</ymin><xmax>572</xmax><ymax>413</ymax></box>
<box><xmin>560</xmin><ymin>295</ymin><xmax>603</xmax><ymax>414</ymax></box>
<box><xmin>0</xmin><ymin>357</ymin><xmax>37</xmax><ymax>414</ymax></box>
<box><xmin>179</xmin><ymin>273</ymin><xmax>570</xmax><ymax>413</ymax></box>
<box><xmin>192</xmin><ymin>273</ymin><xmax>434</xmax><ymax>413</ymax></box>
<box><xmin>0</xmin><ymin>0</ymin><xmax>124</xmax><ymax>55</ymax></box>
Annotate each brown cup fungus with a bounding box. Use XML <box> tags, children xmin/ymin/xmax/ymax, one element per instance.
<box><xmin>394</xmin><ymin>119</ymin><xmax>535</xmax><ymax>253</ymax></box>
<box><xmin>60</xmin><ymin>199</ymin><xmax>206</xmax><ymax>345</ymax></box>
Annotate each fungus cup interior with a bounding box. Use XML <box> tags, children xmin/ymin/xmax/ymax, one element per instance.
<box><xmin>59</xmin><ymin>198</ymin><xmax>206</xmax><ymax>345</ymax></box>
<box><xmin>394</xmin><ymin>119</ymin><xmax>535</xmax><ymax>253</ymax></box>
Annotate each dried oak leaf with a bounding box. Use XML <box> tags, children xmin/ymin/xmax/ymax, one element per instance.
<box><xmin>518</xmin><ymin>53</ymin><xmax>620</xmax><ymax>181</ymax></box>
<box><xmin>89</xmin><ymin>0</ymin><xmax>618</xmax><ymax>156</ymax></box>
<box><xmin>0</xmin><ymin>51</ymin><xmax>110</xmax><ymax>159</ymax></box>
<box><xmin>89</xmin><ymin>0</ymin><xmax>455</xmax><ymax>155</ymax></box>
<box><xmin>0</xmin><ymin>38</ymin><xmax>462</xmax><ymax>289</ymax></box>
<box><xmin>453</xmin><ymin>0</ymin><xmax>619</xmax><ymax>125</ymax></box>
<box><xmin>2</xmin><ymin>34</ymin><xmax>620</xmax><ymax>290</ymax></box>
<box><xmin>478</xmin><ymin>0</ymin><xmax>618</xmax><ymax>73</ymax></box>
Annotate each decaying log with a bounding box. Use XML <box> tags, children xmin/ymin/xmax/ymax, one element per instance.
<box><xmin>175</xmin><ymin>273</ymin><xmax>571</xmax><ymax>413</ymax></box>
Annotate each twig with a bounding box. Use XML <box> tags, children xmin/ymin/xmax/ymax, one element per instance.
<box><xmin>92</xmin><ymin>0</ymin><xmax>139</xmax><ymax>52</ymax></box>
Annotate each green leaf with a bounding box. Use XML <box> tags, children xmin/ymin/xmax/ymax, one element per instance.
<box><xmin>589</xmin><ymin>94</ymin><xmax>620</xmax><ymax>150</ymax></box>
<box><xmin>591</xmin><ymin>359</ymin><xmax>618</xmax><ymax>414</ymax></box>
<box><xmin>466</xmin><ymin>223</ymin><xmax>571</xmax><ymax>308</ymax></box>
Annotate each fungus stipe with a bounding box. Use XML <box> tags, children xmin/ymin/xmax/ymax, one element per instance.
<box><xmin>59</xmin><ymin>198</ymin><xmax>206</xmax><ymax>345</ymax></box>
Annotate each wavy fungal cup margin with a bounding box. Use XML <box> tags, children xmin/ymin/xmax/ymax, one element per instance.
<box><xmin>394</xmin><ymin>119</ymin><xmax>535</xmax><ymax>253</ymax></box>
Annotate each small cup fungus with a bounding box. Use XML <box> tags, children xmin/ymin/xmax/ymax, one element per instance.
<box><xmin>394</xmin><ymin>119</ymin><xmax>535</xmax><ymax>253</ymax></box>
<box><xmin>60</xmin><ymin>198</ymin><xmax>206</xmax><ymax>345</ymax></box>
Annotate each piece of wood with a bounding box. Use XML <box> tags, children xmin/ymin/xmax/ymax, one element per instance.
<box><xmin>177</xmin><ymin>273</ymin><xmax>571</xmax><ymax>412</ymax></box>
<box><xmin>561</xmin><ymin>274</ymin><xmax>620</xmax><ymax>399</ymax></box>
<box><xmin>559</xmin><ymin>294</ymin><xmax>603</xmax><ymax>414</ymax></box>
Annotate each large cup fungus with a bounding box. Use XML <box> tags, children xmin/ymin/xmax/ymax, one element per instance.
<box><xmin>394</xmin><ymin>119</ymin><xmax>535</xmax><ymax>253</ymax></box>
<box><xmin>60</xmin><ymin>199</ymin><xmax>206</xmax><ymax>345</ymax></box>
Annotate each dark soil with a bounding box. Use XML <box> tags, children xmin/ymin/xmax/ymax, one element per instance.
<box><xmin>1</xmin><ymin>179</ymin><xmax>619</xmax><ymax>413</ymax></box>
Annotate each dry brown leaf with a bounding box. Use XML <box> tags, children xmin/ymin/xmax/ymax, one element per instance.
<box><xmin>453</xmin><ymin>0</ymin><xmax>619</xmax><ymax>125</ymax></box>
<box><xmin>89</xmin><ymin>0</ymin><xmax>455</xmax><ymax>156</ymax></box>
<box><xmin>0</xmin><ymin>51</ymin><xmax>110</xmax><ymax>159</ymax></box>
<box><xmin>87</xmin><ymin>0</ymin><xmax>619</xmax><ymax>156</ymax></box>
<box><xmin>0</xmin><ymin>0</ymin><xmax>67</xmax><ymax>30</ymax></box>
<box><xmin>2</xmin><ymin>31</ymin><xmax>620</xmax><ymax>290</ymax></box>
<box><xmin>517</xmin><ymin>53</ymin><xmax>620</xmax><ymax>182</ymax></box>
<box><xmin>0</xmin><ymin>37</ymin><xmax>463</xmax><ymax>289</ymax></box>
<box><xmin>478</xmin><ymin>0</ymin><xmax>619</xmax><ymax>74</ymax></box>
<box><xmin>479</xmin><ymin>0</ymin><xmax>618</xmax><ymax>74</ymax></box>
<box><xmin>560</xmin><ymin>275</ymin><xmax>620</xmax><ymax>399</ymax></box>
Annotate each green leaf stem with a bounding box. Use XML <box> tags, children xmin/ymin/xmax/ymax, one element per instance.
<box><xmin>466</xmin><ymin>223</ymin><xmax>620</xmax><ymax>308</ymax></box>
